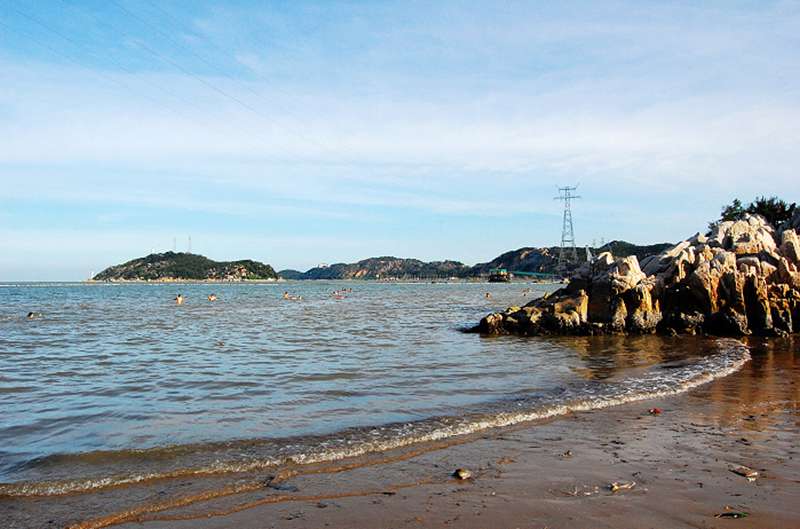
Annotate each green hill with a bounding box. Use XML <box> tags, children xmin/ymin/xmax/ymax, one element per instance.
<box><xmin>298</xmin><ymin>257</ymin><xmax>471</xmax><ymax>280</ymax></box>
<box><xmin>92</xmin><ymin>252</ymin><xmax>278</xmax><ymax>281</ymax></box>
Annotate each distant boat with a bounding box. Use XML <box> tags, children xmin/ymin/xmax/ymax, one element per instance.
<box><xmin>488</xmin><ymin>268</ymin><xmax>512</xmax><ymax>283</ymax></box>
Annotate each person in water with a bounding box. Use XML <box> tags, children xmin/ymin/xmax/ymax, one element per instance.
<box><xmin>485</xmin><ymin>292</ymin><xmax>492</xmax><ymax>299</ymax></box>
<box><xmin>283</xmin><ymin>292</ymin><xmax>302</xmax><ymax>301</ymax></box>
<box><xmin>175</xmin><ymin>294</ymin><xmax>184</xmax><ymax>305</ymax></box>
<box><xmin>207</xmin><ymin>294</ymin><xmax>217</xmax><ymax>302</ymax></box>
<box><xmin>26</xmin><ymin>311</ymin><xmax>41</xmax><ymax>319</ymax></box>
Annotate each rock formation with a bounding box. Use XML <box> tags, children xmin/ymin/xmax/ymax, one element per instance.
<box><xmin>474</xmin><ymin>212</ymin><xmax>800</xmax><ymax>337</ymax></box>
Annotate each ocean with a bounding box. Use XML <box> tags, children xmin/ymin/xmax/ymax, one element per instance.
<box><xmin>0</xmin><ymin>281</ymin><xmax>749</xmax><ymax>497</ymax></box>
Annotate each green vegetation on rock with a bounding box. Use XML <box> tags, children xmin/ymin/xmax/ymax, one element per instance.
<box><xmin>712</xmin><ymin>196</ymin><xmax>797</xmax><ymax>230</ymax></box>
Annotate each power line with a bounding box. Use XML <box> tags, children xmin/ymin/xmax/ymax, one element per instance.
<box><xmin>57</xmin><ymin>0</ymin><xmax>341</xmax><ymax>158</ymax></box>
<box><xmin>50</xmin><ymin>0</ymin><xmax>264</xmax><ymax>119</ymax></box>
<box><xmin>0</xmin><ymin>11</ymin><xmax>186</xmax><ymax>119</ymax></box>
<box><xmin>109</xmin><ymin>0</ymin><xmax>331</xmax><ymax>153</ymax></box>
<box><xmin>4</xmin><ymin>5</ymin><xmax>196</xmax><ymax>120</ymax></box>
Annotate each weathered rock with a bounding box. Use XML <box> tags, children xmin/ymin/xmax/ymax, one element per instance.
<box><xmin>704</xmin><ymin>308</ymin><xmax>749</xmax><ymax>336</ymax></box>
<box><xmin>476</xmin><ymin>312</ymin><xmax>505</xmax><ymax>335</ymax></box>
<box><xmin>474</xmin><ymin>213</ymin><xmax>800</xmax><ymax>337</ymax></box>
<box><xmin>624</xmin><ymin>282</ymin><xmax>661</xmax><ymax>333</ymax></box>
<box><xmin>743</xmin><ymin>273</ymin><xmax>772</xmax><ymax>335</ymax></box>
<box><xmin>658</xmin><ymin>310</ymin><xmax>706</xmax><ymax>335</ymax></box>
<box><xmin>781</xmin><ymin>229</ymin><xmax>800</xmax><ymax>264</ymax></box>
<box><xmin>777</xmin><ymin>258</ymin><xmax>800</xmax><ymax>290</ymax></box>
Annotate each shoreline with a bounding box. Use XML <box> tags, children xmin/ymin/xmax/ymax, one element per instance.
<box><xmin>3</xmin><ymin>336</ymin><xmax>797</xmax><ymax>529</ymax></box>
<box><xmin>121</xmin><ymin>337</ymin><xmax>799</xmax><ymax>529</ymax></box>
<box><xmin>0</xmin><ymin>338</ymin><xmax>747</xmax><ymax>498</ymax></box>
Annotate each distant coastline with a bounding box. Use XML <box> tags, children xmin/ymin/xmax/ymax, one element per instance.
<box><xmin>83</xmin><ymin>278</ymin><xmax>282</xmax><ymax>284</ymax></box>
<box><xmin>90</xmin><ymin>241</ymin><xmax>671</xmax><ymax>283</ymax></box>
<box><xmin>278</xmin><ymin>241</ymin><xmax>671</xmax><ymax>281</ymax></box>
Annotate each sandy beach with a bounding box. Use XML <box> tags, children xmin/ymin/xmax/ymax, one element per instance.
<box><xmin>3</xmin><ymin>336</ymin><xmax>797</xmax><ymax>529</ymax></box>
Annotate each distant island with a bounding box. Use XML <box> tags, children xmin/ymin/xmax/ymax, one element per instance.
<box><xmin>91</xmin><ymin>241</ymin><xmax>672</xmax><ymax>283</ymax></box>
<box><xmin>92</xmin><ymin>252</ymin><xmax>278</xmax><ymax>282</ymax></box>
<box><xmin>280</xmin><ymin>257</ymin><xmax>472</xmax><ymax>280</ymax></box>
<box><xmin>277</xmin><ymin>241</ymin><xmax>672</xmax><ymax>280</ymax></box>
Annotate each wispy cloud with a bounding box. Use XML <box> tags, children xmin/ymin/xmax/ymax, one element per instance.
<box><xmin>1</xmin><ymin>0</ymin><xmax>798</xmax><ymax>278</ymax></box>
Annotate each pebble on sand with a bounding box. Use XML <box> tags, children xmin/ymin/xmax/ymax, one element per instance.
<box><xmin>453</xmin><ymin>468</ymin><xmax>472</xmax><ymax>480</ymax></box>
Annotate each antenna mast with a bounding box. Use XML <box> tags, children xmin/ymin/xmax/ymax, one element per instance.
<box><xmin>554</xmin><ymin>185</ymin><xmax>581</xmax><ymax>271</ymax></box>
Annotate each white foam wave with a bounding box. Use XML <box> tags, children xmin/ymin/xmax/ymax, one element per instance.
<box><xmin>0</xmin><ymin>339</ymin><xmax>750</xmax><ymax>497</ymax></box>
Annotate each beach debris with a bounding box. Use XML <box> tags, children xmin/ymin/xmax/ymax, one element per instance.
<box><xmin>561</xmin><ymin>449</ymin><xmax>573</xmax><ymax>458</ymax></box>
<box><xmin>730</xmin><ymin>465</ymin><xmax>759</xmax><ymax>481</ymax></box>
<box><xmin>263</xmin><ymin>475</ymin><xmax>300</xmax><ymax>492</ymax></box>
<box><xmin>452</xmin><ymin>468</ymin><xmax>473</xmax><ymax>480</ymax></box>
<box><xmin>715</xmin><ymin>511</ymin><xmax>749</xmax><ymax>519</ymax></box>
<box><xmin>608</xmin><ymin>481</ymin><xmax>636</xmax><ymax>493</ymax></box>
<box><xmin>496</xmin><ymin>457</ymin><xmax>515</xmax><ymax>465</ymax></box>
<box><xmin>551</xmin><ymin>484</ymin><xmax>599</xmax><ymax>497</ymax></box>
<box><xmin>648</xmin><ymin>407</ymin><xmax>662</xmax><ymax>415</ymax></box>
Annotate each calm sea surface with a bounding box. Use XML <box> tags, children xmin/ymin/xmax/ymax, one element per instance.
<box><xmin>0</xmin><ymin>281</ymin><xmax>749</xmax><ymax>495</ymax></box>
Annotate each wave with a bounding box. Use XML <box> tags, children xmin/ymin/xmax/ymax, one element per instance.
<box><xmin>0</xmin><ymin>338</ymin><xmax>750</xmax><ymax>498</ymax></box>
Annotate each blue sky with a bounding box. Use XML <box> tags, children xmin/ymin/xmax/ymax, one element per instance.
<box><xmin>1</xmin><ymin>1</ymin><xmax>798</xmax><ymax>280</ymax></box>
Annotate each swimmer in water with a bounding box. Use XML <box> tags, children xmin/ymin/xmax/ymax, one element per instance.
<box><xmin>485</xmin><ymin>292</ymin><xmax>492</xmax><ymax>299</ymax></box>
<box><xmin>175</xmin><ymin>294</ymin><xmax>184</xmax><ymax>305</ymax></box>
<box><xmin>208</xmin><ymin>293</ymin><xmax>217</xmax><ymax>302</ymax></box>
<box><xmin>27</xmin><ymin>311</ymin><xmax>41</xmax><ymax>319</ymax></box>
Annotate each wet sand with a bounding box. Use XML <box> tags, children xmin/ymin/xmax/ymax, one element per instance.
<box><xmin>3</xmin><ymin>336</ymin><xmax>798</xmax><ymax>529</ymax></box>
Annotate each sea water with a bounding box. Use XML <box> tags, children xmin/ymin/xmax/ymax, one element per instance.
<box><xmin>0</xmin><ymin>281</ymin><xmax>749</xmax><ymax>496</ymax></box>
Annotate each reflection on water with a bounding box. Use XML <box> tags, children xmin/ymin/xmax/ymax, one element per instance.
<box><xmin>557</xmin><ymin>335</ymin><xmax>716</xmax><ymax>380</ymax></box>
<box><xmin>690</xmin><ymin>335</ymin><xmax>800</xmax><ymax>433</ymax></box>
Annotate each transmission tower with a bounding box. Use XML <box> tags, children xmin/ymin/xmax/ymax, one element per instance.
<box><xmin>554</xmin><ymin>185</ymin><xmax>581</xmax><ymax>270</ymax></box>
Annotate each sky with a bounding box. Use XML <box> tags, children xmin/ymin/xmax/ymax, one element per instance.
<box><xmin>1</xmin><ymin>0</ymin><xmax>798</xmax><ymax>280</ymax></box>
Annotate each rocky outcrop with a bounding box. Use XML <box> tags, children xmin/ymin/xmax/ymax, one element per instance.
<box><xmin>474</xmin><ymin>214</ymin><xmax>800</xmax><ymax>337</ymax></box>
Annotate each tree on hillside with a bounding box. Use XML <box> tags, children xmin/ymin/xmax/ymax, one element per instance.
<box><xmin>719</xmin><ymin>199</ymin><xmax>745</xmax><ymax>222</ymax></box>
<box><xmin>710</xmin><ymin>196</ymin><xmax>796</xmax><ymax>230</ymax></box>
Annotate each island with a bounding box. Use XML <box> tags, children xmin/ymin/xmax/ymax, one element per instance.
<box><xmin>278</xmin><ymin>242</ymin><xmax>672</xmax><ymax>281</ymax></box>
<box><xmin>91</xmin><ymin>252</ymin><xmax>278</xmax><ymax>282</ymax></box>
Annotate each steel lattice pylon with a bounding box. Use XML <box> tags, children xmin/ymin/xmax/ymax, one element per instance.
<box><xmin>554</xmin><ymin>185</ymin><xmax>581</xmax><ymax>270</ymax></box>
